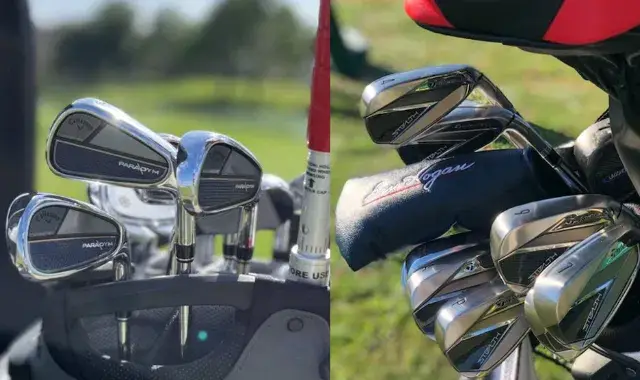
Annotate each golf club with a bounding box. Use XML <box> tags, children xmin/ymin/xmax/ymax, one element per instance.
<box><xmin>6</xmin><ymin>192</ymin><xmax>131</xmax><ymax>360</ymax></box>
<box><xmin>529</xmin><ymin>221</ymin><xmax>640</xmax><ymax>352</ymax></box>
<box><xmin>490</xmin><ymin>194</ymin><xmax>623</xmax><ymax>295</ymax></box>
<box><xmin>435</xmin><ymin>279</ymin><xmax>529</xmax><ymax>377</ymax></box>
<box><xmin>176</xmin><ymin>129</ymin><xmax>262</xmax><ymax>355</ymax></box>
<box><xmin>361</xmin><ymin>65</ymin><xmax>585</xmax><ymax>193</ymax></box>
<box><xmin>45</xmin><ymin>98</ymin><xmax>194</xmax><ymax>355</ymax></box>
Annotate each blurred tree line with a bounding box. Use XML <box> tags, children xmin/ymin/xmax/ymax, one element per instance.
<box><xmin>36</xmin><ymin>0</ymin><xmax>314</xmax><ymax>83</ymax></box>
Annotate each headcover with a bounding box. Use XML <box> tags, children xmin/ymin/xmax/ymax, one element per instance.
<box><xmin>404</xmin><ymin>0</ymin><xmax>640</xmax><ymax>54</ymax></box>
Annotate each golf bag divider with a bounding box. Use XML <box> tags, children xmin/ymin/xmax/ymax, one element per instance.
<box><xmin>404</xmin><ymin>0</ymin><xmax>640</xmax><ymax>55</ymax></box>
<box><xmin>38</xmin><ymin>274</ymin><xmax>328</xmax><ymax>380</ymax></box>
<box><xmin>336</xmin><ymin>148</ymin><xmax>572</xmax><ymax>271</ymax></box>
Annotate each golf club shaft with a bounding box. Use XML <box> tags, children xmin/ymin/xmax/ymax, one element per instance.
<box><xmin>504</xmin><ymin>117</ymin><xmax>586</xmax><ymax>193</ymax></box>
<box><xmin>175</xmin><ymin>205</ymin><xmax>195</xmax><ymax>358</ymax></box>
<box><xmin>236</xmin><ymin>204</ymin><xmax>258</xmax><ymax>275</ymax></box>
<box><xmin>113</xmin><ymin>251</ymin><xmax>131</xmax><ymax>361</ymax></box>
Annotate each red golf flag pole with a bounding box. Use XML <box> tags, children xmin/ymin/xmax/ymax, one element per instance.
<box><xmin>288</xmin><ymin>0</ymin><xmax>331</xmax><ymax>287</ymax></box>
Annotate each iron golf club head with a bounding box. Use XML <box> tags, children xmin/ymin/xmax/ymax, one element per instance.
<box><xmin>46</xmin><ymin>98</ymin><xmax>178</xmax><ymax>191</ymax></box>
<box><xmin>176</xmin><ymin>130</ymin><xmax>262</xmax><ymax>215</ymax></box>
<box><xmin>6</xmin><ymin>192</ymin><xmax>126</xmax><ymax>282</ymax></box>
<box><xmin>491</xmin><ymin>194</ymin><xmax>624</xmax><ymax>295</ymax></box>
<box><xmin>361</xmin><ymin>64</ymin><xmax>514</xmax><ymax>146</ymax></box>
<box><xmin>401</xmin><ymin>232</ymin><xmax>496</xmax><ymax>338</ymax></box>
<box><xmin>524</xmin><ymin>288</ymin><xmax>579</xmax><ymax>358</ymax></box>
<box><xmin>529</xmin><ymin>221</ymin><xmax>640</xmax><ymax>351</ymax></box>
<box><xmin>435</xmin><ymin>280</ymin><xmax>529</xmax><ymax>377</ymax></box>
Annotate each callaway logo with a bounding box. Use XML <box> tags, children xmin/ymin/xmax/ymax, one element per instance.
<box><xmin>34</xmin><ymin>210</ymin><xmax>61</xmax><ymax>224</ymax></box>
<box><xmin>82</xmin><ymin>240</ymin><xmax>114</xmax><ymax>249</ymax></box>
<box><xmin>494</xmin><ymin>295</ymin><xmax>518</xmax><ymax>310</ymax></box>
<box><xmin>477</xmin><ymin>330</ymin><xmax>503</xmax><ymax>367</ymax></box>
<box><xmin>602</xmin><ymin>168</ymin><xmax>626</xmax><ymax>183</ymax></box>
<box><xmin>118</xmin><ymin>160</ymin><xmax>160</xmax><ymax>176</ymax></box>
<box><xmin>235</xmin><ymin>183</ymin><xmax>255</xmax><ymax>190</ymax></box>
<box><xmin>67</xmin><ymin>115</ymin><xmax>95</xmax><ymax>132</ymax></box>
<box><xmin>392</xmin><ymin>109</ymin><xmax>424</xmax><ymax>139</ymax></box>
<box><xmin>418</xmin><ymin>162</ymin><xmax>475</xmax><ymax>192</ymax></box>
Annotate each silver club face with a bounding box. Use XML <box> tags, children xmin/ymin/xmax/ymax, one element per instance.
<box><xmin>401</xmin><ymin>234</ymin><xmax>496</xmax><ymax>338</ymax></box>
<box><xmin>361</xmin><ymin>65</ymin><xmax>514</xmax><ymax>146</ymax></box>
<box><xmin>491</xmin><ymin>195</ymin><xmax>623</xmax><ymax>295</ymax></box>
<box><xmin>177</xmin><ymin>130</ymin><xmax>262</xmax><ymax>214</ymax></box>
<box><xmin>46</xmin><ymin>98</ymin><xmax>177</xmax><ymax>190</ymax></box>
<box><xmin>529</xmin><ymin>221</ymin><xmax>640</xmax><ymax>351</ymax></box>
<box><xmin>435</xmin><ymin>280</ymin><xmax>529</xmax><ymax>377</ymax></box>
<box><xmin>7</xmin><ymin>193</ymin><xmax>126</xmax><ymax>282</ymax></box>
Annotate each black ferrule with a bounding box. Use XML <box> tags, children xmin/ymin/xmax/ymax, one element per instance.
<box><xmin>236</xmin><ymin>247</ymin><xmax>254</xmax><ymax>262</ymax></box>
<box><xmin>175</xmin><ymin>244</ymin><xmax>194</xmax><ymax>262</ymax></box>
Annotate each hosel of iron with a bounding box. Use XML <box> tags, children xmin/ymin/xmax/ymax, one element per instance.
<box><xmin>175</xmin><ymin>203</ymin><xmax>196</xmax><ymax>358</ymax></box>
<box><xmin>236</xmin><ymin>203</ymin><xmax>258</xmax><ymax>275</ymax></box>
<box><xmin>113</xmin><ymin>249</ymin><xmax>132</xmax><ymax>361</ymax></box>
<box><xmin>222</xmin><ymin>233</ymin><xmax>238</xmax><ymax>273</ymax></box>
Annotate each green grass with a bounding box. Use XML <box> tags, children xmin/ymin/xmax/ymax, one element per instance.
<box><xmin>330</xmin><ymin>1</ymin><xmax>607</xmax><ymax>379</ymax></box>
<box><xmin>35</xmin><ymin>75</ymin><xmax>310</xmax><ymax>259</ymax></box>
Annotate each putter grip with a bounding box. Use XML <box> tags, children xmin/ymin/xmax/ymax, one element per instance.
<box><xmin>336</xmin><ymin>148</ymin><xmax>571</xmax><ymax>271</ymax></box>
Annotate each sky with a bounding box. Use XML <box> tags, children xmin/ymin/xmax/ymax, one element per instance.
<box><xmin>28</xmin><ymin>0</ymin><xmax>319</xmax><ymax>30</ymax></box>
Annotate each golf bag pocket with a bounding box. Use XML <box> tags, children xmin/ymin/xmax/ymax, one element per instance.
<box><xmin>335</xmin><ymin>148</ymin><xmax>572</xmax><ymax>271</ymax></box>
<box><xmin>37</xmin><ymin>274</ymin><xmax>329</xmax><ymax>380</ymax></box>
<box><xmin>404</xmin><ymin>0</ymin><xmax>640</xmax><ymax>54</ymax></box>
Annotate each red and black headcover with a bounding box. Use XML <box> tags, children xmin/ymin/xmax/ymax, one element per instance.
<box><xmin>405</xmin><ymin>0</ymin><xmax>640</xmax><ymax>54</ymax></box>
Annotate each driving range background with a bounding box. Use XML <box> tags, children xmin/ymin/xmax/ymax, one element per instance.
<box><xmin>330</xmin><ymin>1</ymin><xmax>608</xmax><ymax>379</ymax></box>
<box><xmin>30</xmin><ymin>0</ymin><xmax>319</xmax><ymax>258</ymax></box>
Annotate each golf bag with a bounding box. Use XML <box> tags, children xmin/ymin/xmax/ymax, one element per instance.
<box><xmin>0</xmin><ymin>275</ymin><xmax>330</xmax><ymax>380</ymax></box>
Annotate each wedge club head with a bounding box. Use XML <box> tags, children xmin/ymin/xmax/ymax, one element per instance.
<box><xmin>491</xmin><ymin>195</ymin><xmax>623</xmax><ymax>295</ymax></box>
<box><xmin>530</xmin><ymin>221</ymin><xmax>640</xmax><ymax>351</ymax></box>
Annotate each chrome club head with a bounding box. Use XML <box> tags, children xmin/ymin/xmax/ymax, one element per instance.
<box><xmin>361</xmin><ymin>65</ymin><xmax>514</xmax><ymax>146</ymax></box>
<box><xmin>7</xmin><ymin>193</ymin><xmax>127</xmax><ymax>282</ymax></box>
<box><xmin>529</xmin><ymin>221</ymin><xmax>640</xmax><ymax>351</ymax></box>
<box><xmin>524</xmin><ymin>288</ymin><xmax>578</xmax><ymax>359</ymax></box>
<box><xmin>177</xmin><ymin>130</ymin><xmax>262</xmax><ymax>214</ymax></box>
<box><xmin>435</xmin><ymin>280</ymin><xmax>529</xmax><ymax>377</ymax></box>
<box><xmin>46</xmin><ymin>98</ymin><xmax>177</xmax><ymax>190</ymax></box>
<box><xmin>401</xmin><ymin>232</ymin><xmax>496</xmax><ymax>339</ymax></box>
<box><xmin>490</xmin><ymin>195</ymin><xmax>622</xmax><ymax>295</ymax></box>
<box><xmin>136</xmin><ymin>132</ymin><xmax>180</xmax><ymax>205</ymax></box>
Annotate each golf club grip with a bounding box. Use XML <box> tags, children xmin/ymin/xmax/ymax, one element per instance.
<box><xmin>336</xmin><ymin>148</ymin><xmax>572</xmax><ymax>271</ymax></box>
